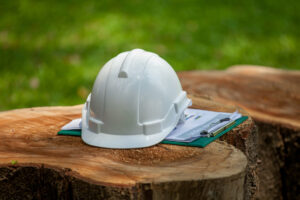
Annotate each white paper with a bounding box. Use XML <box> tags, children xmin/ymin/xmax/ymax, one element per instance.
<box><xmin>61</xmin><ymin>118</ymin><xmax>82</xmax><ymax>130</ymax></box>
<box><xmin>165</xmin><ymin>109</ymin><xmax>234</xmax><ymax>142</ymax></box>
<box><xmin>206</xmin><ymin>111</ymin><xmax>241</xmax><ymax>134</ymax></box>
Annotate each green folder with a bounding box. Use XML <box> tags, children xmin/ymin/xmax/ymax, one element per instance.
<box><xmin>58</xmin><ymin>130</ymin><xmax>81</xmax><ymax>136</ymax></box>
<box><xmin>57</xmin><ymin>116</ymin><xmax>248</xmax><ymax>148</ymax></box>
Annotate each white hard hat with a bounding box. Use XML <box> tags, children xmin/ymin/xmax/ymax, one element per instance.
<box><xmin>81</xmin><ymin>49</ymin><xmax>191</xmax><ymax>149</ymax></box>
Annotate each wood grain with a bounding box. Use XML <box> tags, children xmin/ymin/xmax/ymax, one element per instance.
<box><xmin>0</xmin><ymin>99</ymin><xmax>255</xmax><ymax>200</ymax></box>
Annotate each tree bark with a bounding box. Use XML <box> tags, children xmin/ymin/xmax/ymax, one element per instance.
<box><xmin>178</xmin><ymin>65</ymin><xmax>300</xmax><ymax>200</ymax></box>
<box><xmin>0</xmin><ymin>98</ymin><xmax>256</xmax><ymax>200</ymax></box>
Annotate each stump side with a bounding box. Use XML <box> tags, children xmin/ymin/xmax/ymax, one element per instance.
<box><xmin>190</xmin><ymin>96</ymin><xmax>258</xmax><ymax>200</ymax></box>
<box><xmin>178</xmin><ymin>65</ymin><xmax>300</xmax><ymax>200</ymax></box>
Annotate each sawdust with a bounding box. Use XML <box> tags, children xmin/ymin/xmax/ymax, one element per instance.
<box><xmin>101</xmin><ymin>144</ymin><xmax>204</xmax><ymax>166</ymax></box>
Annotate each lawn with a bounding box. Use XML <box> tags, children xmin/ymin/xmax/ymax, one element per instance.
<box><xmin>0</xmin><ymin>0</ymin><xmax>299</xmax><ymax>110</ymax></box>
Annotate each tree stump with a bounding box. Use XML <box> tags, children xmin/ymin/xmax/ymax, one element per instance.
<box><xmin>178</xmin><ymin>65</ymin><xmax>300</xmax><ymax>200</ymax></box>
<box><xmin>0</xmin><ymin>98</ymin><xmax>256</xmax><ymax>200</ymax></box>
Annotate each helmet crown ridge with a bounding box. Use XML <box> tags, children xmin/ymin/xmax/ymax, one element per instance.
<box><xmin>118</xmin><ymin>49</ymin><xmax>146</xmax><ymax>78</ymax></box>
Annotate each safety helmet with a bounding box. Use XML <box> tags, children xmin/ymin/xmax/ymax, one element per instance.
<box><xmin>81</xmin><ymin>49</ymin><xmax>191</xmax><ymax>149</ymax></box>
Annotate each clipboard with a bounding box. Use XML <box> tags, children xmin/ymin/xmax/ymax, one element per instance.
<box><xmin>58</xmin><ymin>116</ymin><xmax>248</xmax><ymax>148</ymax></box>
<box><xmin>161</xmin><ymin>116</ymin><xmax>248</xmax><ymax>147</ymax></box>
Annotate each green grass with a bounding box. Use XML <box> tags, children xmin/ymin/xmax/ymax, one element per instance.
<box><xmin>0</xmin><ymin>0</ymin><xmax>299</xmax><ymax>110</ymax></box>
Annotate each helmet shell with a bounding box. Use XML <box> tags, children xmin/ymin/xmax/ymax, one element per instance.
<box><xmin>82</xmin><ymin>49</ymin><xmax>191</xmax><ymax>148</ymax></box>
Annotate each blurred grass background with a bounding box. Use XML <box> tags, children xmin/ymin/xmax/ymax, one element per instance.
<box><xmin>0</xmin><ymin>0</ymin><xmax>299</xmax><ymax>110</ymax></box>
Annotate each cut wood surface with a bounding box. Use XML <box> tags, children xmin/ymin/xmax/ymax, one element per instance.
<box><xmin>0</xmin><ymin>98</ymin><xmax>256</xmax><ymax>200</ymax></box>
<box><xmin>179</xmin><ymin>65</ymin><xmax>300</xmax><ymax>130</ymax></box>
<box><xmin>178</xmin><ymin>65</ymin><xmax>300</xmax><ymax>200</ymax></box>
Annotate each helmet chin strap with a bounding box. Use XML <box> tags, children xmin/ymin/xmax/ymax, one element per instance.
<box><xmin>178</xmin><ymin>99</ymin><xmax>192</xmax><ymax>125</ymax></box>
<box><xmin>178</xmin><ymin>112</ymin><xmax>186</xmax><ymax>124</ymax></box>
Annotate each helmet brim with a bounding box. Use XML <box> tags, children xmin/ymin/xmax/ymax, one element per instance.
<box><xmin>81</xmin><ymin>100</ymin><xmax>191</xmax><ymax>149</ymax></box>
